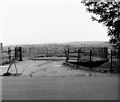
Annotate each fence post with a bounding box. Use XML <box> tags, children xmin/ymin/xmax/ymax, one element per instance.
<box><xmin>105</xmin><ymin>47</ymin><xmax>108</xmax><ymax>60</ymax></box>
<box><xmin>89</xmin><ymin>50</ymin><xmax>92</xmax><ymax>69</ymax></box>
<box><xmin>65</xmin><ymin>50</ymin><xmax>67</xmax><ymax>63</ymax></box>
<box><xmin>66</xmin><ymin>48</ymin><xmax>69</xmax><ymax>64</ymax></box>
<box><xmin>29</xmin><ymin>48</ymin><xmax>31</xmax><ymax>58</ymax></box>
<box><xmin>110</xmin><ymin>50</ymin><xmax>113</xmax><ymax>73</ymax></box>
<box><xmin>68</xmin><ymin>48</ymin><xmax>69</xmax><ymax>62</ymax></box>
<box><xmin>15</xmin><ymin>47</ymin><xmax>19</xmax><ymax>60</ymax></box>
<box><xmin>77</xmin><ymin>49</ymin><xmax>80</xmax><ymax>68</ymax></box>
<box><xmin>22</xmin><ymin>47</ymin><xmax>24</xmax><ymax>58</ymax></box>
<box><xmin>65</xmin><ymin>50</ymin><xmax>67</xmax><ymax>62</ymax></box>
<box><xmin>19</xmin><ymin>47</ymin><xmax>22</xmax><ymax>61</ymax></box>
<box><xmin>46</xmin><ymin>49</ymin><xmax>48</xmax><ymax>57</ymax></box>
<box><xmin>8</xmin><ymin>47</ymin><xmax>11</xmax><ymax>63</ymax></box>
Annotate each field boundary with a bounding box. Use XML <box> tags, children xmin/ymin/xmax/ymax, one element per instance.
<box><xmin>64</xmin><ymin>47</ymin><xmax>120</xmax><ymax>73</ymax></box>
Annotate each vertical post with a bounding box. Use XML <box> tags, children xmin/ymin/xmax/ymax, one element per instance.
<box><xmin>29</xmin><ymin>47</ymin><xmax>31</xmax><ymax>58</ymax></box>
<box><xmin>99</xmin><ymin>48</ymin><xmax>102</xmax><ymax>60</ymax></box>
<box><xmin>15</xmin><ymin>47</ymin><xmax>18</xmax><ymax>60</ymax></box>
<box><xmin>8</xmin><ymin>47</ymin><xmax>11</xmax><ymax>63</ymax></box>
<box><xmin>101</xmin><ymin>48</ymin><xmax>103</xmax><ymax>60</ymax></box>
<box><xmin>110</xmin><ymin>50</ymin><xmax>113</xmax><ymax>73</ymax></box>
<box><xmin>89</xmin><ymin>50</ymin><xmax>92</xmax><ymax>69</ymax></box>
<box><xmin>65</xmin><ymin>50</ymin><xmax>67</xmax><ymax>62</ymax></box>
<box><xmin>22</xmin><ymin>47</ymin><xmax>24</xmax><ymax>58</ymax></box>
<box><xmin>19</xmin><ymin>47</ymin><xmax>22</xmax><ymax>61</ymax></box>
<box><xmin>102</xmin><ymin>47</ymin><xmax>106</xmax><ymax>59</ymax></box>
<box><xmin>77</xmin><ymin>49</ymin><xmax>80</xmax><ymax>68</ymax></box>
<box><xmin>66</xmin><ymin>48</ymin><xmax>69</xmax><ymax>64</ymax></box>
<box><xmin>105</xmin><ymin>47</ymin><xmax>108</xmax><ymax>60</ymax></box>
<box><xmin>68</xmin><ymin>48</ymin><xmax>69</xmax><ymax>62</ymax></box>
<box><xmin>46</xmin><ymin>49</ymin><xmax>48</xmax><ymax>57</ymax></box>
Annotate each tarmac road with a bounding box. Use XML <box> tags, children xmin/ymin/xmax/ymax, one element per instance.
<box><xmin>2</xmin><ymin>75</ymin><xmax>118</xmax><ymax>100</ymax></box>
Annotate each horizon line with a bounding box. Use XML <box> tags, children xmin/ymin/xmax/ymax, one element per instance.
<box><xmin>1</xmin><ymin>40</ymin><xmax>109</xmax><ymax>46</ymax></box>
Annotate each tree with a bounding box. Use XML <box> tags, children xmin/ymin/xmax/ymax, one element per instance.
<box><xmin>81</xmin><ymin>0</ymin><xmax>120</xmax><ymax>54</ymax></box>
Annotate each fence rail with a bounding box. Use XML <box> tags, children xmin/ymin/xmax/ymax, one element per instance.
<box><xmin>0</xmin><ymin>46</ymin><xmax>23</xmax><ymax>65</ymax></box>
<box><xmin>65</xmin><ymin>47</ymin><xmax>120</xmax><ymax>73</ymax></box>
<box><xmin>22</xmin><ymin>47</ymin><xmax>65</xmax><ymax>59</ymax></box>
<box><xmin>0</xmin><ymin>44</ymin><xmax>119</xmax><ymax>73</ymax></box>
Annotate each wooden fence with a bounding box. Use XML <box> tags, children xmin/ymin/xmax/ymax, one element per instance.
<box><xmin>65</xmin><ymin>47</ymin><xmax>108</xmax><ymax>62</ymax></box>
<box><xmin>22</xmin><ymin>47</ymin><xmax>65</xmax><ymax>59</ymax></box>
<box><xmin>1</xmin><ymin>44</ymin><xmax>119</xmax><ymax>73</ymax></box>
<box><xmin>0</xmin><ymin>45</ymin><xmax>23</xmax><ymax>65</ymax></box>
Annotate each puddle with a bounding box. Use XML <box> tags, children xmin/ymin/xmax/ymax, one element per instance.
<box><xmin>55</xmin><ymin>65</ymin><xmax>61</xmax><ymax>67</ymax></box>
<box><xmin>0</xmin><ymin>66</ymin><xmax>8</xmax><ymax>68</ymax></box>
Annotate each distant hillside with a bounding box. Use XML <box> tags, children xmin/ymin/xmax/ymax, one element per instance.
<box><xmin>60</xmin><ymin>41</ymin><xmax>111</xmax><ymax>48</ymax></box>
<box><xmin>2</xmin><ymin>41</ymin><xmax>111</xmax><ymax>49</ymax></box>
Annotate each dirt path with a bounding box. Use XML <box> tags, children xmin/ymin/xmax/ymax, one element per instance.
<box><xmin>0</xmin><ymin>60</ymin><xmax>94</xmax><ymax>77</ymax></box>
<box><xmin>0</xmin><ymin>60</ymin><xmax>117</xmax><ymax>77</ymax></box>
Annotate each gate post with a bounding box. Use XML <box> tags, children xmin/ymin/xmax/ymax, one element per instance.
<box><xmin>66</xmin><ymin>48</ymin><xmax>69</xmax><ymax>64</ymax></box>
<box><xmin>15</xmin><ymin>47</ymin><xmax>19</xmax><ymax>60</ymax></box>
<box><xmin>19</xmin><ymin>47</ymin><xmax>22</xmax><ymax>61</ymax></box>
<box><xmin>29</xmin><ymin>47</ymin><xmax>31</xmax><ymax>58</ymax></box>
<box><xmin>89</xmin><ymin>50</ymin><xmax>92</xmax><ymax>70</ymax></box>
<box><xmin>77</xmin><ymin>49</ymin><xmax>80</xmax><ymax>68</ymax></box>
<box><xmin>105</xmin><ymin>47</ymin><xmax>108</xmax><ymax>60</ymax></box>
<box><xmin>8</xmin><ymin>47</ymin><xmax>11</xmax><ymax>63</ymax></box>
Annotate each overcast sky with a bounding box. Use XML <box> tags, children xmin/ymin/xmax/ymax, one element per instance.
<box><xmin>0</xmin><ymin>0</ymin><xmax>109</xmax><ymax>46</ymax></box>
